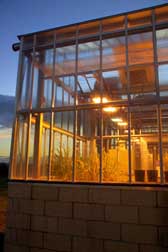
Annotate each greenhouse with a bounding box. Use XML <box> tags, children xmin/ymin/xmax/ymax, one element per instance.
<box><xmin>11</xmin><ymin>4</ymin><xmax>168</xmax><ymax>184</ymax></box>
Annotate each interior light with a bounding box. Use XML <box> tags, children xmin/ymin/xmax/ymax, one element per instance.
<box><xmin>111</xmin><ymin>118</ymin><xmax>123</xmax><ymax>122</ymax></box>
<box><xmin>92</xmin><ymin>97</ymin><xmax>108</xmax><ymax>103</ymax></box>
<box><xmin>103</xmin><ymin>107</ymin><xmax>117</xmax><ymax>112</ymax></box>
<box><xmin>118</xmin><ymin>122</ymin><xmax>128</xmax><ymax>126</ymax></box>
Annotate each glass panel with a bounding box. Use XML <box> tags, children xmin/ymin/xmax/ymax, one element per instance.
<box><xmin>56</xmin><ymin>26</ymin><xmax>76</xmax><ymax>42</ymax></box>
<box><xmin>28</xmin><ymin>113</ymin><xmax>50</xmax><ymax>180</ymax></box>
<box><xmin>50</xmin><ymin>111</ymin><xmax>74</xmax><ymax>181</ymax></box>
<box><xmin>128</xmin><ymin>31</ymin><xmax>153</xmax><ymax>65</ymax></box>
<box><xmin>78</xmin><ymin>40</ymin><xmax>100</xmax><ymax>73</ymax></box>
<box><xmin>55</xmin><ymin>45</ymin><xmax>76</xmax><ymax>76</ymax></box>
<box><xmin>102</xmin><ymin>68</ymin><xmax>128</xmax><ymax>102</ymax></box>
<box><xmin>127</xmin><ymin>10</ymin><xmax>152</xmax><ymax>28</ymax></box>
<box><xmin>12</xmin><ymin>115</ymin><xmax>28</xmax><ymax>179</ymax></box>
<box><xmin>75</xmin><ymin>109</ymin><xmax>100</xmax><ymax>182</ymax></box>
<box><xmin>161</xmin><ymin>105</ymin><xmax>168</xmax><ymax>183</ymax></box>
<box><xmin>155</xmin><ymin>6</ymin><xmax>168</xmax><ymax>23</ymax></box>
<box><xmin>102</xmin><ymin>36</ymin><xmax>126</xmax><ymax>69</ymax></box>
<box><xmin>129</xmin><ymin>64</ymin><xmax>156</xmax><ymax>101</ymax></box>
<box><xmin>102</xmin><ymin>106</ymin><xmax>128</xmax><ymax>182</ymax></box>
<box><xmin>130</xmin><ymin>105</ymin><xmax>160</xmax><ymax>183</ymax></box>
<box><xmin>19</xmin><ymin>52</ymin><xmax>32</xmax><ymax>109</ymax></box>
<box><xmin>156</xmin><ymin>29</ymin><xmax>168</xmax><ymax>62</ymax></box>
<box><xmin>158</xmin><ymin>64</ymin><xmax>168</xmax><ymax>97</ymax></box>
<box><xmin>102</xmin><ymin>16</ymin><xmax>125</xmax><ymax>33</ymax></box>
<box><xmin>32</xmin><ymin>48</ymin><xmax>54</xmax><ymax>108</ymax></box>
<box><xmin>54</xmin><ymin>75</ymin><xmax>75</xmax><ymax>107</ymax></box>
<box><xmin>78</xmin><ymin>21</ymin><xmax>99</xmax><ymax>37</ymax></box>
<box><xmin>77</xmin><ymin>72</ymin><xmax>100</xmax><ymax>105</ymax></box>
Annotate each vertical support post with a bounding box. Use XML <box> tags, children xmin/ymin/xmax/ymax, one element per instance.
<box><xmin>48</xmin><ymin>32</ymin><xmax>56</xmax><ymax>181</ymax></box>
<box><xmin>125</xmin><ymin>15</ymin><xmax>132</xmax><ymax>183</ymax></box>
<box><xmin>152</xmin><ymin>9</ymin><xmax>164</xmax><ymax>184</ymax></box>
<box><xmin>99</xmin><ymin>20</ymin><xmax>103</xmax><ymax>183</ymax></box>
<box><xmin>72</xmin><ymin>26</ymin><xmax>78</xmax><ymax>182</ymax></box>
<box><xmin>9</xmin><ymin>37</ymin><xmax>24</xmax><ymax>179</ymax></box>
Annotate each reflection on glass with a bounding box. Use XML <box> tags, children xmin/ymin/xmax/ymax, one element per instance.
<box><xmin>54</xmin><ymin>76</ymin><xmax>75</xmax><ymax>107</ymax></box>
<box><xmin>127</xmin><ymin>10</ymin><xmax>152</xmax><ymax>28</ymax></box>
<box><xmin>102</xmin><ymin>16</ymin><xmax>125</xmax><ymax>32</ymax></box>
<box><xmin>55</xmin><ymin>45</ymin><xmax>76</xmax><ymax>76</ymax></box>
<box><xmin>102</xmin><ymin>36</ymin><xmax>126</xmax><ymax>69</ymax></box>
<box><xmin>155</xmin><ymin>6</ymin><xmax>168</xmax><ymax>23</ymax></box>
<box><xmin>128</xmin><ymin>32</ymin><xmax>153</xmax><ymax>65</ymax></box>
<box><xmin>78</xmin><ymin>41</ymin><xmax>100</xmax><ymax>73</ymax></box>
<box><xmin>102</xmin><ymin>69</ymin><xmax>128</xmax><ymax>101</ymax></box>
<box><xmin>158</xmin><ymin>64</ymin><xmax>168</xmax><ymax>97</ymax></box>
<box><xmin>129</xmin><ymin>64</ymin><xmax>156</xmax><ymax>101</ymax></box>
<box><xmin>131</xmin><ymin>106</ymin><xmax>160</xmax><ymax>183</ymax></box>
<box><xmin>75</xmin><ymin>109</ymin><xmax>100</xmax><ymax>182</ymax></box>
<box><xmin>12</xmin><ymin>115</ymin><xmax>28</xmax><ymax>179</ymax></box>
<box><xmin>156</xmin><ymin>29</ymin><xmax>168</xmax><ymax>62</ymax></box>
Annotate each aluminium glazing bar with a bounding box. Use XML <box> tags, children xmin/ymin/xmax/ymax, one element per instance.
<box><xmin>152</xmin><ymin>9</ymin><xmax>164</xmax><ymax>184</ymax></box>
<box><xmin>9</xmin><ymin>37</ymin><xmax>24</xmax><ymax>179</ymax></box>
<box><xmin>48</xmin><ymin>32</ymin><xmax>56</xmax><ymax>181</ymax></box>
<box><xmin>72</xmin><ymin>26</ymin><xmax>78</xmax><ymax>182</ymax></box>
<box><xmin>99</xmin><ymin>21</ymin><xmax>103</xmax><ymax>183</ymax></box>
<box><xmin>125</xmin><ymin>15</ymin><xmax>132</xmax><ymax>183</ymax></box>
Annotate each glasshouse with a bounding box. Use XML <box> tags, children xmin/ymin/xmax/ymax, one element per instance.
<box><xmin>5</xmin><ymin>4</ymin><xmax>168</xmax><ymax>252</ymax></box>
<box><xmin>10</xmin><ymin>4</ymin><xmax>168</xmax><ymax>184</ymax></box>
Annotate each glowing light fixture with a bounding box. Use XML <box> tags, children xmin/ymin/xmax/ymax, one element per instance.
<box><xmin>92</xmin><ymin>97</ymin><xmax>108</xmax><ymax>103</ymax></box>
<box><xmin>111</xmin><ymin>118</ymin><xmax>123</xmax><ymax>122</ymax></box>
<box><xmin>118</xmin><ymin>122</ymin><xmax>128</xmax><ymax>126</ymax></box>
<box><xmin>103</xmin><ymin>107</ymin><xmax>117</xmax><ymax>112</ymax></box>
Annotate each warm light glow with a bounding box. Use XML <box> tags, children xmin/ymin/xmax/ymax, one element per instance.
<box><xmin>92</xmin><ymin>97</ymin><xmax>108</xmax><ymax>103</ymax></box>
<box><xmin>118</xmin><ymin>122</ymin><xmax>128</xmax><ymax>126</ymax></box>
<box><xmin>103</xmin><ymin>107</ymin><xmax>117</xmax><ymax>112</ymax></box>
<box><xmin>111</xmin><ymin>118</ymin><xmax>123</xmax><ymax>122</ymax></box>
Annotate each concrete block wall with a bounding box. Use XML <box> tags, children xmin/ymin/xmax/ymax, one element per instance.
<box><xmin>4</xmin><ymin>182</ymin><xmax>168</xmax><ymax>252</ymax></box>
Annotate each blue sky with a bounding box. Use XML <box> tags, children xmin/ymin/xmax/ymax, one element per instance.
<box><xmin>0</xmin><ymin>0</ymin><xmax>167</xmax><ymax>96</ymax></box>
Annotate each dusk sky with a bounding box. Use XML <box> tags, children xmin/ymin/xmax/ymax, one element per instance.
<box><xmin>0</xmin><ymin>0</ymin><xmax>167</xmax><ymax>96</ymax></box>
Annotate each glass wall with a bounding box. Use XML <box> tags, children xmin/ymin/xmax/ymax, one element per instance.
<box><xmin>11</xmin><ymin>5</ymin><xmax>168</xmax><ymax>184</ymax></box>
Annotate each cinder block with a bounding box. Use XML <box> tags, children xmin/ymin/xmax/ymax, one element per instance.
<box><xmin>158</xmin><ymin>227</ymin><xmax>168</xmax><ymax>248</ymax></box>
<box><xmin>30</xmin><ymin>249</ymin><xmax>53</xmax><ymax>252</ymax></box>
<box><xmin>8</xmin><ymin>182</ymin><xmax>31</xmax><ymax>199</ymax></box>
<box><xmin>89</xmin><ymin>188</ymin><xmax>120</xmax><ymax>205</ymax></box>
<box><xmin>21</xmin><ymin>199</ymin><xmax>44</xmax><ymax>215</ymax></box>
<box><xmin>7</xmin><ymin>213</ymin><xmax>30</xmax><ymax>229</ymax></box>
<box><xmin>122</xmin><ymin>224</ymin><xmax>157</xmax><ymax>244</ymax></box>
<box><xmin>121</xmin><ymin>190</ymin><xmax>156</xmax><ymax>206</ymax></box>
<box><xmin>87</xmin><ymin>221</ymin><xmax>120</xmax><ymax>240</ymax></box>
<box><xmin>5</xmin><ymin>228</ymin><xmax>17</xmax><ymax>243</ymax></box>
<box><xmin>105</xmin><ymin>205</ymin><xmax>138</xmax><ymax>223</ymax></box>
<box><xmin>59</xmin><ymin>218</ymin><xmax>87</xmax><ymax>236</ymax></box>
<box><xmin>60</xmin><ymin>187</ymin><xmax>88</xmax><ymax>202</ymax></box>
<box><xmin>44</xmin><ymin>233</ymin><xmax>71</xmax><ymax>251</ymax></box>
<box><xmin>140</xmin><ymin>207</ymin><xmax>168</xmax><ymax>226</ymax></box>
<box><xmin>4</xmin><ymin>243</ymin><xmax>29</xmax><ymax>252</ymax></box>
<box><xmin>45</xmin><ymin>201</ymin><xmax>72</xmax><ymax>217</ymax></box>
<box><xmin>157</xmin><ymin>191</ymin><xmax>168</xmax><ymax>207</ymax></box>
<box><xmin>32</xmin><ymin>184</ymin><xmax>59</xmax><ymax>200</ymax></box>
<box><xmin>140</xmin><ymin>244</ymin><xmax>168</xmax><ymax>252</ymax></box>
<box><xmin>73</xmin><ymin>237</ymin><xmax>103</xmax><ymax>252</ymax></box>
<box><xmin>31</xmin><ymin>215</ymin><xmax>58</xmax><ymax>233</ymax></box>
<box><xmin>16</xmin><ymin>230</ymin><xmax>43</xmax><ymax>247</ymax></box>
<box><xmin>74</xmin><ymin>203</ymin><xmax>104</xmax><ymax>220</ymax></box>
<box><xmin>104</xmin><ymin>240</ymin><xmax>139</xmax><ymax>252</ymax></box>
